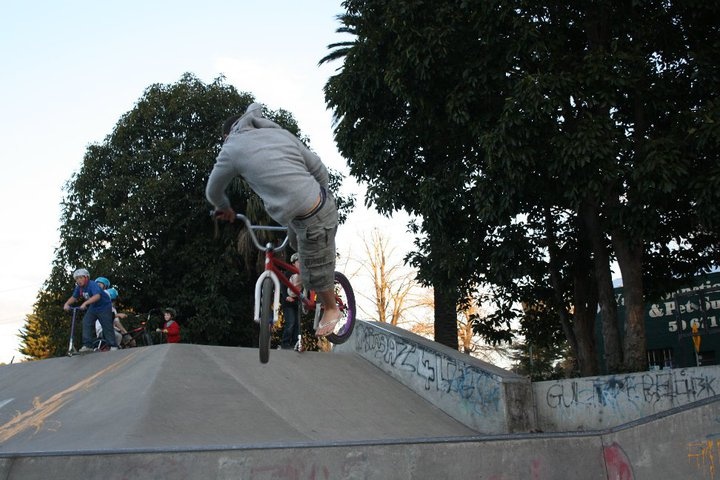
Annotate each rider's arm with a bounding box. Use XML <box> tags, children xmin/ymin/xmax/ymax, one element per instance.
<box><xmin>113</xmin><ymin>318</ymin><xmax>128</xmax><ymax>334</ymax></box>
<box><xmin>63</xmin><ymin>296</ymin><xmax>77</xmax><ymax>310</ymax></box>
<box><xmin>80</xmin><ymin>293</ymin><xmax>102</xmax><ymax>309</ymax></box>
<box><xmin>205</xmin><ymin>148</ymin><xmax>237</xmax><ymax>212</ymax></box>
<box><xmin>64</xmin><ymin>284</ymin><xmax>82</xmax><ymax>310</ymax></box>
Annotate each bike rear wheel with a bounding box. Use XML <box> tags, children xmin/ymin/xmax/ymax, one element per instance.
<box><xmin>259</xmin><ymin>277</ymin><xmax>274</xmax><ymax>363</ymax></box>
<box><xmin>326</xmin><ymin>271</ymin><xmax>356</xmax><ymax>345</ymax></box>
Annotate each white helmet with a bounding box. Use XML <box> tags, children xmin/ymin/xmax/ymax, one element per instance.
<box><xmin>73</xmin><ymin>268</ymin><xmax>90</xmax><ymax>278</ymax></box>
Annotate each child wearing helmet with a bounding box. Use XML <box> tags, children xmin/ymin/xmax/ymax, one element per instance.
<box><xmin>94</xmin><ymin>287</ymin><xmax>130</xmax><ymax>348</ymax></box>
<box><xmin>156</xmin><ymin>307</ymin><xmax>181</xmax><ymax>343</ymax></box>
<box><xmin>63</xmin><ymin>268</ymin><xmax>118</xmax><ymax>352</ymax></box>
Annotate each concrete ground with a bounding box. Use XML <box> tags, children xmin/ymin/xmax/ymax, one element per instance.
<box><xmin>1</xmin><ymin>344</ymin><xmax>719</xmax><ymax>479</ymax></box>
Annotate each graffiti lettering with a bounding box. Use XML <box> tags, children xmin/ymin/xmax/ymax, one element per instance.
<box><xmin>542</xmin><ymin>370</ymin><xmax>717</xmax><ymax>410</ymax></box>
<box><xmin>354</xmin><ymin>324</ymin><xmax>501</xmax><ymax>415</ymax></box>
<box><xmin>688</xmin><ymin>438</ymin><xmax>720</xmax><ymax>480</ymax></box>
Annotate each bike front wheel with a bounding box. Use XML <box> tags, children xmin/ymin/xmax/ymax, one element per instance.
<box><xmin>259</xmin><ymin>276</ymin><xmax>274</xmax><ymax>363</ymax></box>
<box><xmin>326</xmin><ymin>271</ymin><xmax>356</xmax><ymax>345</ymax></box>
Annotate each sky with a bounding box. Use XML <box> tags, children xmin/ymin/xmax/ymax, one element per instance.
<box><xmin>0</xmin><ymin>0</ymin><xmax>417</xmax><ymax>364</ymax></box>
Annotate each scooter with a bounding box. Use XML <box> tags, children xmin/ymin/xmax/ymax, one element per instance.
<box><xmin>67</xmin><ymin>307</ymin><xmax>80</xmax><ymax>356</ymax></box>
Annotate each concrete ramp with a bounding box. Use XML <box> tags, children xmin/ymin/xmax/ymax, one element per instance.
<box><xmin>0</xmin><ymin>344</ymin><xmax>474</xmax><ymax>453</ymax></box>
<box><xmin>2</xmin><ymin>344</ymin><xmax>720</xmax><ymax>479</ymax></box>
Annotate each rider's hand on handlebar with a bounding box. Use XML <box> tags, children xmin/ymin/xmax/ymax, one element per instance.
<box><xmin>213</xmin><ymin>207</ymin><xmax>236</xmax><ymax>222</ymax></box>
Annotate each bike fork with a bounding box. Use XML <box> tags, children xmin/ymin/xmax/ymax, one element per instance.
<box><xmin>254</xmin><ymin>271</ymin><xmax>281</xmax><ymax>325</ymax></box>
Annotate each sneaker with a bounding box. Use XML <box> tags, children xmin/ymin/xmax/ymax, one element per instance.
<box><xmin>78</xmin><ymin>346</ymin><xmax>93</xmax><ymax>353</ymax></box>
<box><xmin>110</xmin><ymin>347</ymin><xmax>119</xmax><ymax>351</ymax></box>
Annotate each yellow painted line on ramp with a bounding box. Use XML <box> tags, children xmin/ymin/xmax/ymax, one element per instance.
<box><xmin>0</xmin><ymin>352</ymin><xmax>137</xmax><ymax>443</ymax></box>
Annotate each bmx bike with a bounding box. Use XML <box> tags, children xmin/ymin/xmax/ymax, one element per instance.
<box><xmin>231</xmin><ymin>213</ymin><xmax>356</xmax><ymax>363</ymax></box>
<box><xmin>119</xmin><ymin>310</ymin><xmax>157</xmax><ymax>348</ymax></box>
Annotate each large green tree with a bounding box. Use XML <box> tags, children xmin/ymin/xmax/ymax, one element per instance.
<box><xmin>323</xmin><ymin>0</ymin><xmax>719</xmax><ymax>373</ymax></box>
<box><xmin>22</xmin><ymin>74</ymin><xmax>352</xmax><ymax>359</ymax></box>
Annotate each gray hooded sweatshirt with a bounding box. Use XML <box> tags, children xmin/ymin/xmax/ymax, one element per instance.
<box><xmin>205</xmin><ymin>103</ymin><xmax>329</xmax><ymax>226</ymax></box>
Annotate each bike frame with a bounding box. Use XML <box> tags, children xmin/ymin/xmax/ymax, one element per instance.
<box><xmin>123</xmin><ymin>320</ymin><xmax>151</xmax><ymax>346</ymax></box>
<box><xmin>242</xmin><ymin>216</ymin><xmax>320</xmax><ymax>328</ymax></box>
<box><xmin>119</xmin><ymin>309</ymin><xmax>157</xmax><ymax>348</ymax></box>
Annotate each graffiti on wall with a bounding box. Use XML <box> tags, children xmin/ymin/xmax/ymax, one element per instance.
<box><xmin>543</xmin><ymin>370</ymin><xmax>717</xmax><ymax>411</ymax></box>
<box><xmin>604</xmin><ymin>442</ymin><xmax>635</xmax><ymax>480</ymax></box>
<box><xmin>352</xmin><ymin>323</ymin><xmax>502</xmax><ymax>416</ymax></box>
<box><xmin>688</xmin><ymin>435</ymin><xmax>720</xmax><ymax>480</ymax></box>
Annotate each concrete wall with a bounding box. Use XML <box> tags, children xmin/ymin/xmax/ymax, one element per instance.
<box><xmin>339</xmin><ymin>321</ymin><xmax>720</xmax><ymax>435</ymax></box>
<box><xmin>334</xmin><ymin>321</ymin><xmax>536</xmax><ymax>434</ymax></box>
<box><xmin>534</xmin><ymin>364</ymin><xmax>720</xmax><ymax>431</ymax></box>
<box><xmin>4</xmin><ymin>396</ymin><xmax>720</xmax><ymax>480</ymax></box>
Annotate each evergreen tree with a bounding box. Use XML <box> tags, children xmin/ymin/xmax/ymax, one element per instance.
<box><xmin>18</xmin><ymin>313</ymin><xmax>54</xmax><ymax>360</ymax></box>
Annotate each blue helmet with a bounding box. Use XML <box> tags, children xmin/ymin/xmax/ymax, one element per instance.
<box><xmin>95</xmin><ymin>277</ymin><xmax>111</xmax><ymax>288</ymax></box>
<box><xmin>106</xmin><ymin>287</ymin><xmax>119</xmax><ymax>300</ymax></box>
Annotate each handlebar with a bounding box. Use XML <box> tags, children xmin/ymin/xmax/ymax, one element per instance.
<box><xmin>213</xmin><ymin>211</ymin><xmax>289</xmax><ymax>253</ymax></box>
<box><xmin>236</xmin><ymin>213</ymin><xmax>289</xmax><ymax>253</ymax></box>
